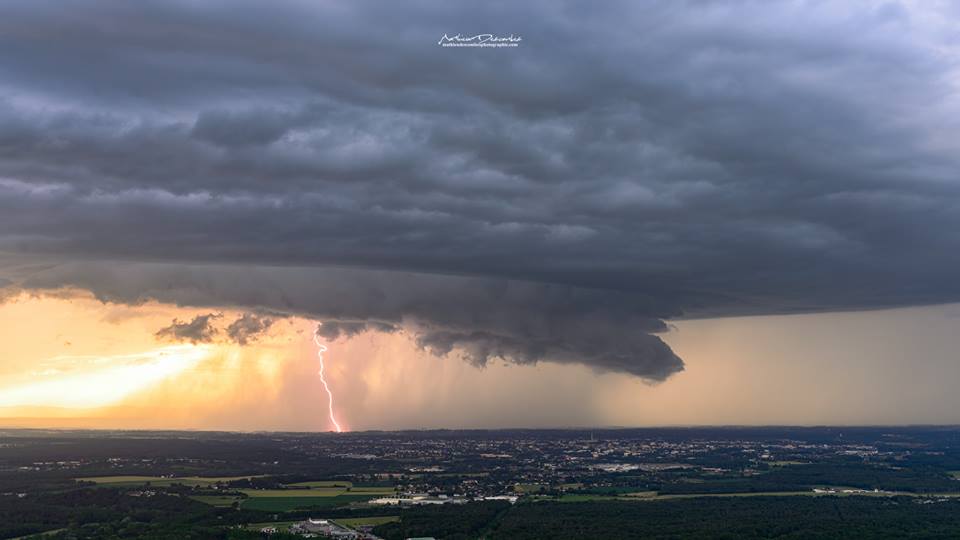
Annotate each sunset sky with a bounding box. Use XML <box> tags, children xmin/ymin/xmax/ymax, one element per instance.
<box><xmin>2</xmin><ymin>288</ymin><xmax>960</xmax><ymax>430</ymax></box>
<box><xmin>3</xmin><ymin>1</ymin><xmax>960</xmax><ymax>430</ymax></box>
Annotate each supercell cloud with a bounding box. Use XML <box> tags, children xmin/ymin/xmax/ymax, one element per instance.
<box><xmin>1</xmin><ymin>0</ymin><xmax>960</xmax><ymax>379</ymax></box>
<box><xmin>6</xmin><ymin>261</ymin><xmax>684</xmax><ymax>379</ymax></box>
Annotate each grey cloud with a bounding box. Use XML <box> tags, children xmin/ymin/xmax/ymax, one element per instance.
<box><xmin>155</xmin><ymin>313</ymin><xmax>221</xmax><ymax>344</ymax></box>
<box><xmin>6</xmin><ymin>260</ymin><xmax>682</xmax><ymax>380</ymax></box>
<box><xmin>415</xmin><ymin>329</ymin><xmax>680</xmax><ymax>380</ymax></box>
<box><xmin>226</xmin><ymin>312</ymin><xmax>274</xmax><ymax>345</ymax></box>
<box><xmin>0</xmin><ymin>0</ymin><xmax>956</xmax><ymax>312</ymax></box>
<box><xmin>1</xmin><ymin>1</ymin><xmax>959</xmax><ymax>378</ymax></box>
<box><xmin>191</xmin><ymin>107</ymin><xmax>321</xmax><ymax>148</ymax></box>
<box><xmin>316</xmin><ymin>321</ymin><xmax>400</xmax><ymax>341</ymax></box>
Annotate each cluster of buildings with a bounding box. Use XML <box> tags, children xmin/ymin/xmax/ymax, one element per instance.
<box><xmin>290</xmin><ymin>518</ymin><xmax>358</xmax><ymax>538</ymax></box>
<box><xmin>261</xmin><ymin>518</ymin><xmax>380</xmax><ymax>539</ymax></box>
<box><xmin>370</xmin><ymin>493</ymin><xmax>466</xmax><ymax>506</ymax></box>
<box><xmin>369</xmin><ymin>493</ymin><xmax>518</xmax><ymax>506</ymax></box>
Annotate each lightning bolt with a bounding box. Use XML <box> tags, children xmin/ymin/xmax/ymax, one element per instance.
<box><xmin>313</xmin><ymin>329</ymin><xmax>343</xmax><ymax>433</ymax></box>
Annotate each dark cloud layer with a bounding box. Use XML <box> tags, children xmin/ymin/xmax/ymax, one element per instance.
<box><xmin>316</xmin><ymin>321</ymin><xmax>400</xmax><ymax>342</ymax></box>
<box><xmin>5</xmin><ymin>260</ymin><xmax>683</xmax><ymax>380</ymax></box>
<box><xmin>1</xmin><ymin>1</ymin><xmax>959</xmax><ymax>378</ymax></box>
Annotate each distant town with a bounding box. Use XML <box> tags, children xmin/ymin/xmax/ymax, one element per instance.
<box><xmin>5</xmin><ymin>427</ymin><xmax>960</xmax><ymax>538</ymax></box>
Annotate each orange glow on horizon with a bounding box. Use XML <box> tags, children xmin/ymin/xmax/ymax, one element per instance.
<box><xmin>6</xmin><ymin>289</ymin><xmax>960</xmax><ymax>430</ymax></box>
<box><xmin>0</xmin><ymin>344</ymin><xmax>211</xmax><ymax>409</ymax></box>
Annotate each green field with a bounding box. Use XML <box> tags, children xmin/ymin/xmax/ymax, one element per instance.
<box><xmin>239</xmin><ymin>488</ymin><xmax>346</xmax><ymax>497</ymax></box>
<box><xmin>240</xmin><ymin>494</ymin><xmax>375</xmax><ymax>512</ymax></box>
<box><xmin>285</xmin><ymin>480</ymin><xmax>353</xmax><ymax>488</ymax></box>
<box><xmin>184</xmin><ymin>483</ymin><xmax>394</xmax><ymax>510</ymax></box>
<box><xmin>189</xmin><ymin>495</ymin><xmax>243</xmax><ymax>507</ymax></box>
<box><xmin>769</xmin><ymin>461</ymin><xmax>806</xmax><ymax>467</ymax></box>
<box><xmin>335</xmin><ymin>516</ymin><xmax>400</xmax><ymax>528</ymax></box>
<box><xmin>345</xmin><ymin>486</ymin><xmax>396</xmax><ymax>494</ymax></box>
<box><xmin>11</xmin><ymin>529</ymin><xmax>66</xmax><ymax>540</ymax></box>
<box><xmin>238</xmin><ymin>486</ymin><xmax>394</xmax><ymax>498</ymax></box>
<box><xmin>623</xmin><ymin>491</ymin><xmax>657</xmax><ymax>498</ymax></box>
<box><xmin>554</xmin><ymin>494</ymin><xmax>621</xmax><ymax>502</ymax></box>
<box><xmin>78</xmin><ymin>475</ymin><xmax>260</xmax><ymax>487</ymax></box>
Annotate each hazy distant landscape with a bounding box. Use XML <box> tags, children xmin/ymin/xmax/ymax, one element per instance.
<box><xmin>5</xmin><ymin>427</ymin><xmax>960</xmax><ymax>538</ymax></box>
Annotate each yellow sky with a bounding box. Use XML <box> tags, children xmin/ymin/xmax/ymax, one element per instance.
<box><xmin>2</xmin><ymin>290</ymin><xmax>960</xmax><ymax>430</ymax></box>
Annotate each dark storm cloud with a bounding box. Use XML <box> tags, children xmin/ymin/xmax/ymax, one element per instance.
<box><xmin>1</xmin><ymin>1</ymin><xmax>959</xmax><ymax>378</ymax></box>
<box><xmin>155</xmin><ymin>313</ymin><xmax>221</xmax><ymax>344</ymax></box>
<box><xmin>414</xmin><ymin>329</ymin><xmax>680</xmax><ymax>380</ymax></box>
<box><xmin>316</xmin><ymin>321</ymin><xmax>400</xmax><ymax>341</ymax></box>
<box><xmin>226</xmin><ymin>313</ymin><xmax>274</xmax><ymax>345</ymax></box>
<box><xmin>6</xmin><ymin>260</ymin><xmax>683</xmax><ymax>379</ymax></box>
<box><xmin>191</xmin><ymin>109</ymin><xmax>297</xmax><ymax>148</ymax></box>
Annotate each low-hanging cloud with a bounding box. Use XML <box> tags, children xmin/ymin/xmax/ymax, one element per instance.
<box><xmin>316</xmin><ymin>321</ymin><xmax>400</xmax><ymax>341</ymax></box>
<box><xmin>155</xmin><ymin>313</ymin><xmax>221</xmax><ymax>344</ymax></box>
<box><xmin>154</xmin><ymin>311</ymin><xmax>276</xmax><ymax>346</ymax></box>
<box><xmin>414</xmin><ymin>329</ymin><xmax>680</xmax><ymax>380</ymax></box>
<box><xmin>226</xmin><ymin>312</ymin><xmax>275</xmax><ymax>345</ymax></box>
<box><xmin>6</xmin><ymin>259</ymin><xmax>684</xmax><ymax>380</ymax></box>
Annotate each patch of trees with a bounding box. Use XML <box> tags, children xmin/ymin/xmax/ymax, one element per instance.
<box><xmin>488</xmin><ymin>497</ymin><xmax>960</xmax><ymax>539</ymax></box>
<box><xmin>373</xmin><ymin>501</ymin><xmax>510</xmax><ymax>540</ymax></box>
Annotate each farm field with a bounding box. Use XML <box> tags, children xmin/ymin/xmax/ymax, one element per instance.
<box><xmin>240</xmin><ymin>494</ymin><xmax>375</xmax><ymax>512</ymax></box>
<box><xmin>77</xmin><ymin>475</ymin><xmax>260</xmax><ymax>487</ymax></box>
<box><xmin>342</xmin><ymin>486</ymin><xmax>396</xmax><ymax>494</ymax></box>
<box><xmin>238</xmin><ymin>486</ymin><xmax>394</xmax><ymax>497</ymax></box>
<box><xmin>335</xmin><ymin>516</ymin><xmax>400</xmax><ymax>528</ymax></box>
<box><xmin>285</xmin><ymin>480</ymin><xmax>352</xmax><ymax>488</ymax></box>
<box><xmin>188</xmin><ymin>495</ymin><xmax>243</xmax><ymax>507</ymax></box>
<box><xmin>238</xmin><ymin>488</ymin><xmax>344</xmax><ymax>498</ymax></box>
